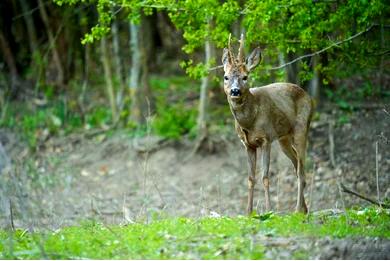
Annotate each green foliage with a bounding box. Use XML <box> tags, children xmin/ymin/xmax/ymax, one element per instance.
<box><xmin>0</xmin><ymin>100</ymin><xmax>106</xmax><ymax>149</ymax></box>
<box><xmin>1</xmin><ymin>76</ymin><xmax>205</xmax><ymax>146</ymax></box>
<box><xmin>152</xmin><ymin>102</ymin><xmax>197</xmax><ymax>139</ymax></box>
<box><xmin>85</xmin><ymin>107</ymin><xmax>112</xmax><ymax>128</ymax></box>
<box><xmin>150</xmin><ymin>76</ymin><xmax>198</xmax><ymax>139</ymax></box>
<box><xmin>1</xmin><ymin>207</ymin><xmax>389</xmax><ymax>259</ymax></box>
<box><xmin>53</xmin><ymin>0</ymin><xmax>389</xmax><ymax>97</ymax></box>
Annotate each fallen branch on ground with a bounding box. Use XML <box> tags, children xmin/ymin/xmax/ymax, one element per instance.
<box><xmin>340</xmin><ymin>183</ymin><xmax>389</xmax><ymax>208</ymax></box>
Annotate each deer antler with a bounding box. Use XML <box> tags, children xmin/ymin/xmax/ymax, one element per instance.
<box><xmin>228</xmin><ymin>33</ymin><xmax>235</xmax><ymax>65</ymax></box>
<box><xmin>237</xmin><ymin>33</ymin><xmax>245</xmax><ymax>64</ymax></box>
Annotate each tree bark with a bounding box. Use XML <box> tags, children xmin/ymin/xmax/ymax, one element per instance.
<box><xmin>197</xmin><ymin>39</ymin><xmax>213</xmax><ymax>139</ymax></box>
<box><xmin>379</xmin><ymin>18</ymin><xmax>385</xmax><ymax>89</ymax></box>
<box><xmin>37</xmin><ymin>0</ymin><xmax>64</xmax><ymax>86</ymax></box>
<box><xmin>128</xmin><ymin>16</ymin><xmax>154</xmax><ymax>124</ymax></box>
<box><xmin>79</xmin><ymin>43</ymin><xmax>90</xmax><ymax>118</ymax></box>
<box><xmin>100</xmin><ymin>37</ymin><xmax>118</xmax><ymax>121</ymax></box>
<box><xmin>18</xmin><ymin>0</ymin><xmax>38</xmax><ymax>54</ymax></box>
<box><xmin>286</xmin><ymin>52</ymin><xmax>299</xmax><ymax>84</ymax></box>
<box><xmin>309</xmin><ymin>55</ymin><xmax>321</xmax><ymax>103</ymax></box>
<box><xmin>0</xmin><ymin>29</ymin><xmax>19</xmax><ymax>92</ymax></box>
<box><xmin>111</xmin><ymin>17</ymin><xmax>125</xmax><ymax>106</ymax></box>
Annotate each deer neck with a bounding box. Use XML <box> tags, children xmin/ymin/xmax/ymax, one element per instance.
<box><xmin>228</xmin><ymin>91</ymin><xmax>258</xmax><ymax>130</ymax></box>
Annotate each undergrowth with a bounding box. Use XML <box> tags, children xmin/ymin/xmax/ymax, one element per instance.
<box><xmin>2</xmin><ymin>74</ymin><xmax>388</xmax><ymax>148</ymax></box>
<box><xmin>0</xmin><ymin>76</ymin><xmax>207</xmax><ymax>148</ymax></box>
<box><xmin>0</xmin><ymin>207</ymin><xmax>389</xmax><ymax>259</ymax></box>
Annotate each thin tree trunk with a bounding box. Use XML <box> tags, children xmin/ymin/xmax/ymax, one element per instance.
<box><xmin>100</xmin><ymin>37</ymin><xmax>118</xmax><ymax>121</ymax></box>
<box><xmin>309</xmin><ymin>55</ymin><xmax>320</xmax><ymax>103</ymax></box>
<box><xmin>18</xmin><ymin>0</ymin><xmax>38</xmax><ymax>54</ymax></box>
<box><xmin>379</xmin><ymin>18</ymin><xmax>385</xmax><ymax>89</ymax></box>
<box><xmin>286</xmin><ymin>52</ymin><xmax>299</xmax><ymax>84</ymax></box>
<box><xmin>111</xmin><ymin>17</ymin><xmax>125</xmax><ymax>107</ymax></box>
<box><xmin>129</xmin><ymin>22</ymin><xmax>142</xmax><ymax>123</ymax></box>
<box><xmin>128</xmin><ymin>16</ymin><xmax>154</xmax><ymax>124</ymax></box>
<box><xmin>37</xmin><ymin>0</ymin><xmax>64</xmax><ymax>86</ymax></box>
<box><xmin>197</xmin><ymin>39</ymin><xmax>212</xmax><ymax>139</ymax></box>
<box><xmin>0</xmin><ymin>29</ymin><xmax>19</xmax><ymax>92</ymax></box>
<box><xmin>79</xmin><ymin>43</ymin><xmax>90</xmax><ymax>118</ymax></box>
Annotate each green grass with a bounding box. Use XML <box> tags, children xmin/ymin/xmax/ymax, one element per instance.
<box><xmin>1</xmin><ymin>207</ymin><xmax>389</xmax><ymax>259</ymax></box>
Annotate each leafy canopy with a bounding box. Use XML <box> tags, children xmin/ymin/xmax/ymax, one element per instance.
<box><xmin>53</xmin><ymin>0</ymin><xmax>388</xmax><ymax>83</ymax></box>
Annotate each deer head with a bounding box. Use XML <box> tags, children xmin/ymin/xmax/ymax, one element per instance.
<box><xmin>222</xmin><ymin>34</ymin><xmax>261</xmax><ymax>100</ymax></box>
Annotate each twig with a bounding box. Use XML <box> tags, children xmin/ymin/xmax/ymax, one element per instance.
<box><xmin>340</xmin><ymin>183</ymin><xmax>389</xmax><ymax>208</ymax></box>
<box><xmin>276</xmin><ymin>171</ymin><xmax>280</xmax><ymax>212</ymax></box>
<box><xmin>269</xmin><ymin>25</ymin><xmax>374</xmax><ymax>70</ymax></box>
<box><xmin>208</xmin><ymin>65</ymin><xmax>224</xmax><ymax>71</ymax></box>
<box><xmin>337</xmin><ymin>181</ymin><xmax>349</xmax><ymax>224</ymax></box>
<box><xmin>208</xmin><ymin>25</ymin><xmax>375</xmax><ymax>72</ymax></box>
<box><xmin>12</xmin><ymin>0</ymin><xmax>48</xmax><ymax>20</ymax></box>
<box><xmin>9</xmin><ymin>199</ymin><xmax>15</xmax><ymax>231</ymax></box>
<box><xmin>328</xmin><ymin>120</ymin><xmax>336</xmax><ymax>168</ymax></box>
<box><xmin>307</xmin><ymin>166</ymin><xmax>316</xmax><ymax>216</ymax></box>
<box><xmin>383</xmin><ymin>108</ymin><xmax>390</xmax><ymax>117</ymax></box>
<box><xmin>375</xmin><ymin>141</ymin><xmax>380</xmax><ymax>203</ymax></box>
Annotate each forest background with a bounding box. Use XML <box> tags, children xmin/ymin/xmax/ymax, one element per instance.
<box><xmin>0</xmin><ymin>0</ymin><xmax>389</xmax><ymax>259</ymax></box>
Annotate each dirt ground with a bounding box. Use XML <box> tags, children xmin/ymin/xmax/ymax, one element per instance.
<box><xmin>0</xmin><ymin>106</ymin><xmax>388</xmax><ymax>230</ymax></box>
<box><xmin>0</xmin><ymin>106</ymin><xmax>389</xmax><ymax>259</ymax></box>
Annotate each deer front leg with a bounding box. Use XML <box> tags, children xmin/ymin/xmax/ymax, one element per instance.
<box><xmin>260</xmin><ymin>142</ymin><xmax>271</xmax><ymax>212</ymax></box>
<box><xmin>246</xmin><ymin>146</ymin><xmax>257</xmax><ymax>215</ymax></box>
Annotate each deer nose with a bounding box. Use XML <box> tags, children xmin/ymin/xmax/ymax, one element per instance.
<box><xmin>230</xmin><ymin>88</ymin><xmax>241</xmax><ymax>96</ymax></box>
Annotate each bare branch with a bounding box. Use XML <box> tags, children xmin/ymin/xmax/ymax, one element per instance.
<box><xmin>208</xmin><ymin>65</ymin><xmax>224</xmax><ymax>71</ymax></box>
<box><xmin>269</xmin><ymin>25</ymin><xmax>374</xmax><ymax>70</ymax></box>
<box><xmin>209</xmin><ymin>25</ymin><xmax>375</xmax><ymax>72</ymax></box>
<box><xmin>9</xmin><ymin>199</ymin><xmax>15</xmax><ymax>231</ymax></box>
<box><xmin>340</xmin><ymin>183</ymin><xmax>389</xmax><ymax>208</ymax></box>
<box><xmin>383</xmin><ymin>108</ymin><xmax>390</xmax><ymax>117</ymax></box>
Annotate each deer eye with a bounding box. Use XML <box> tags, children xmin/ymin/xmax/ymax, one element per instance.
<box><xmin>242</xmin><ymin>76</ymin><xmax>248</xmax><ymax>81</ymax></box>
<box><xmin>224</xmin><ymin>76</ymin><xmax>229</xmax><ymax>81</ymax></box>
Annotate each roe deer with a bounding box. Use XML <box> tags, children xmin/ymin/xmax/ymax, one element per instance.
<box><xmin>222</xmin><ymin>34</ymin><xmax>313</xmax><ymax>214</ymax></box>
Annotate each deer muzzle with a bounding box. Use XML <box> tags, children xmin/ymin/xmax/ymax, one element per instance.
<box><xmin>230</xmin><ymin>88</ymin><xmax>241</xmax><ymax>97</ymax></box>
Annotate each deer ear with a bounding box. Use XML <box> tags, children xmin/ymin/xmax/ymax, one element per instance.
<box><xmin>222</xmin><ymin>48</ymin><xmax>231</xmax><ymax>71</ymax></box>
<box><xmin>246</xmin><ymin>47</ymin><xmax>261</xmax><ymax>71</ymax></box>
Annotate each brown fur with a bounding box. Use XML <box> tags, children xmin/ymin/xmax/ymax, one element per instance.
<box><xmin>222</xmin><ymin>37</ymin><xmax>313</xmax><ymax>214</ymax></box>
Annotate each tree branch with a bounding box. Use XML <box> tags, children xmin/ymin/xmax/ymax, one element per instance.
<box><xmin>208</xmin><ymin>25</ymin><xmax>375</xmax><ymax>72</ymax></box>
<box><xmin>269</xmin><ymin>25</ymin><xmax>374</xmax><ymax>70</ymax></box>
<box><xmin>340</xmin><ymin>183</ymin><xmax>389</xmax><ymax>208</ymax></box>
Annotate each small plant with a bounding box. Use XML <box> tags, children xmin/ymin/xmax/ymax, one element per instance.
<box><xmin>149</xmin><ymin>76</ymin><xmax>199</xmax><ymax>139</ymax></box>
<box><xmin>152</xmin><ymin>101</ymin><xmax>196</xmax><ymax>139</ymax></box>
<box><xmin>85</xmin><ymin>107</ymin><xmax>112</xmax><ymax>128</ymax></box>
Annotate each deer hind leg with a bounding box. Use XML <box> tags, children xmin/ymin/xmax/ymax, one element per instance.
<box><xmin>260</xmin><ymin>141</ymin><xmax>271</xmax><ymax>212</ymax></box>
<box><xmin>278</xmin><ymin>135</ymin><xmax>298</xmax><ymax>173</ymax></box>
<box><xmin>246</xmin><ymin>146</ymin><xmax>257</xmax><ymax>215</ymax></box>
<box><xmin>293</xmin><ymin>129</ymin><xmax>308</xmax><ymax>213</ymax></box>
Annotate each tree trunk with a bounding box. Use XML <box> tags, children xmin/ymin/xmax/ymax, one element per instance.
<box><xmin>309</xmin><ymin>55</ymin><xmax>321</xmax><ymax>103</ymax></box>
<box><xmin>37</xmin><ymin>0</ymin><xmax>64</xmax><ymax>87</ymax></box>
<box><xmin>128</xmin><ymin>16</ymin><xmax>154</xmax><ymax>124</ymax></box>
<box><xmin>111</xmin><ymin>17</ymin><xmax>125</xmax><ymax>107</ymax></box>
<box><xmin>0</xmin><ymin>29</ymin><xmax>19</xmax><ymax>92</ymax></box>
<box><xmin>197</xmin><ymin>39</ymin><xmax>213</xmax><ymax>139</ymax></box>
<box><xmin>18</xmin><ymin>0</ymin><xmax>38</xmax><ymax>54</ymax></box>
<box><xmin>79</xmin><ymin>43</ymin><xmax>90</xmax><ymax>118</ymax></box>
<box><xmin>100</xmin><ymin>37</ymin><xmax>118</xmax><ymax>122</ymax></box>
<box><xmin>379</xmin><ymin>18</ymin><xmax>385</xmax><ymax>89</ymax></box>
<box><xmin>286</xmin><ymin>52</ymin><xmax>299</xmax><ymax>84</ymax></box>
